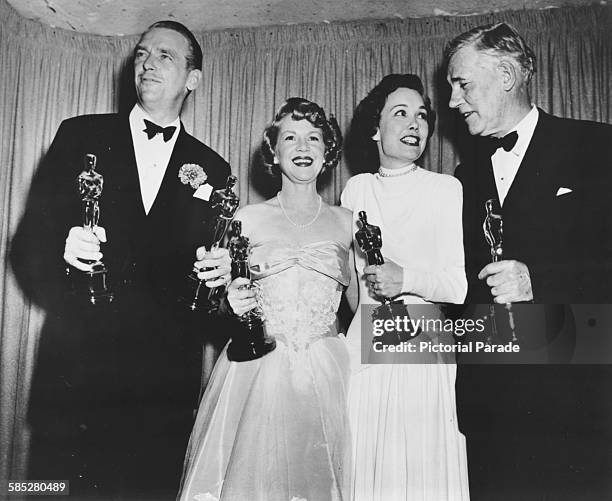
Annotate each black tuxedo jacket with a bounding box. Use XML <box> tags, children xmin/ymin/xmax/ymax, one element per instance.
<box><xmin>456</xmin><ymin>109</ymin><xmax>612</xmax><ymax>304</ymax></box>
<box><xmin>12</xmin><ymin>112</ymin><xmax>231</xmax><ymax>446</ymax></box>
<box><xmin>454</xmin><ymin>111</ymin><xmax>612</xmax><ymax>499</ymax></box>
<box><xmin>15</xmin><ymin>113</ymin><xmax>231</xmax><ymax>303</ymax></box>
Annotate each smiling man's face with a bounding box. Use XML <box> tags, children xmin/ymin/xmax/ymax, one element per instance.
<box><xmin>133</xmin><ymin>27</ymin><xmax>200</xmax><ymax>117</ymax></box>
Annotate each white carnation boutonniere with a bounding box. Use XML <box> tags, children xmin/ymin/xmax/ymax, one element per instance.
<box><xmin>178</xmin><ymin>163</ymin><xmax>207</xmax><ymax>189</ymax></box>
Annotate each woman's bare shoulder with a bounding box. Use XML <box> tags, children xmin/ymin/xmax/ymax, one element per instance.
<box><xmin>328</xmin><ymin>205</ymin><xmax>352</xmax><ymax>225</ymax></box>
<box><xmin>233</xmin><ymin>200</ymin><xmax>277</xmax><ymax>235</ymax></box>
<box><xmin>326</xmin><ymin>204</ymin><xmax>353</xmax><ymax>246</ymax></box>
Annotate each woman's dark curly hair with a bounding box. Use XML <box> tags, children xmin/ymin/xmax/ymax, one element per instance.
<box><xmin>261</xmin><ymin>97</ymin><xmax>343</xmax><ymax>178</ymax></box>
<box><xmin>347</xmin><ymin>74</ymin><xmax>436</xmax><ymax>172</ymax></box>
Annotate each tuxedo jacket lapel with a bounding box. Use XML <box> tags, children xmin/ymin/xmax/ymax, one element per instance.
<box><xmin>143</xmin><ymin>124</ymin><xmax>210</xmax><ymax>261</ymax></box>
<box><xmin>501</xmin><ymin>114</ymin><xmax>546</xmax><ymax>215</ymax></box>
<box><xmin>501</xmin><ymin>110</ymin><xmax>572</xmax><ymax>215</ymax></box>
<box><xmin>94</xmin><ymin>115</ymin><xmax>146</xmax><ymax>279</ymax></box>
<box><xmin>475</xmin><ymin>139</ymin><xmax>498</xmax><ymax>214</ymax></box>
<box><xmin>103</xmin><ymin>114</ymin><xmax>146</xmax><ymax>225</ymax></box>
<box><xmin>490</xmin><ymin>114</ymin><xmax>551</xmax><ymax>264</ymax></box>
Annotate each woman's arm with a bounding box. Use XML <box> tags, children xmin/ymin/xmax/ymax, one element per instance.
<box><xmin>401</xmin><ymin>177</ymin><xmax>467</xmax><ymax>303</ymax></box>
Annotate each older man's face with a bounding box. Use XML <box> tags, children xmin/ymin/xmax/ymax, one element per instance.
<box><xmin>447</xmin><ymin>45</ymin><xmax>507</xmax><ymax>137</ymax></box>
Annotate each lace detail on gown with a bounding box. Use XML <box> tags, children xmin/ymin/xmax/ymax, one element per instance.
<box><xmin>258</xmin><ymin>270</ymin><xmax>340</xmax><ymax>351</ymax></box>
<box><xmin>252</xmin><ymin>241</ymin><xmax>349</xmax><ymax>351</ymax></box>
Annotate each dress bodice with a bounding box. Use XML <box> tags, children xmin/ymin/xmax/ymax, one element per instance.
<box><xmin>250</xmin><ymin>240</ymin><xmax>349</xmax><ymax>351</ymax></box>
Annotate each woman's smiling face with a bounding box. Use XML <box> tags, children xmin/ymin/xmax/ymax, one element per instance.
<box><xmin>373</xmin><ymin>87</ymin><xmax>430</xmax><ymax>167</ymax></box>
<box><xmin>274</xmin><ymin>116</ymin><xmax>326</xmax><ymax>184</ymax></box>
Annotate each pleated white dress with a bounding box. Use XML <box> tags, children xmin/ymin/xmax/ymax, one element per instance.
<box><xmin>341</xmin><ymin>166</ymin><xmax>470</xmax><ymax>501</ymax></box>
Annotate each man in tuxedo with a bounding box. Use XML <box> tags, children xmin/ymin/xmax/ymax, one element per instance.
<box><xmin>445</xmin><ymin>23</ymin><xmax>612</xmax><ymax>500</ymax></box>
<box><xmin>12</xmin><ymin>21</ymin><xmax>231</xmax><ymax>499</ymax></box>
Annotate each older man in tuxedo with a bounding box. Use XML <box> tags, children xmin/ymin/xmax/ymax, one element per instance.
<box><xmin>446</xmin><ymin>23</ymin><xmax>612</xmax><ymax>500</ymax></box>
<box><xmin>12</xmin><ymin>21</ymin><xmax>231</xmax><ymax>499</ymax></box>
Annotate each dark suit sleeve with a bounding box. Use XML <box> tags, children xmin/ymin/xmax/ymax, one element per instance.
<box><xmin>454</xmin><ymin>162</ymin><xmax>489</xmax><ymax>302</ymax></box>
<box><xmin>10</xmin><ymin>119</ymin><xmax>83</xmax><ymax>308</ymax></box>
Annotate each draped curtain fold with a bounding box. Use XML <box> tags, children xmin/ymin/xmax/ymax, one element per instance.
<box><xmin>1</xmin><ymin>0</ymin><xmax>610</xmax><ymax>481</ymax></box>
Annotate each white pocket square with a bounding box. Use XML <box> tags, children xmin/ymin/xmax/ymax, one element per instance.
<box><xmin>193</xmin><ymin>183</ymin><xmax>213</xmax><ymax>201</ymax></box>
<box><xmin>556</xmin><ymin>187</ymin><xmax>573</xmax><ymax>196</ymax></box>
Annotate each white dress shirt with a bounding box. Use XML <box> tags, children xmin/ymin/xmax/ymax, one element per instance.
<box><xmin>491</xmin><ymin>106</ymin><xmax>539</xmax><ymax>206</ymax></box>
<box><xmin>129</xmin><ymin>105</ymin><xmax>180</xmax><ymax>214</ymax></box>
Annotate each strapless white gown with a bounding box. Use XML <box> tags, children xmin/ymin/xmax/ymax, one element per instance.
<box><xmin>178</xmin><ymin>240</ymin><xmax>352</xmax><ymax>501</ymax></box>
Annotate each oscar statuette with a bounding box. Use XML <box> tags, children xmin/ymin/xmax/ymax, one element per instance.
<box><xmin>355</xmin><ymin>211</ymin><xmax>419</xmax><ymax>345</ymax></box>
<box><xmin>226</xmin><ymin>220</ymin><xmax>276</xmax><ymax>362</ymax></box>
<box><xmin>182</xmin><ymin>175</ymin><xmax>239</xmax><ymax>312</ymax></box>
<box><xmin>72</xmin><ymin>153</ymin><xmax>114</xmax><ymax>305</ymax></box>
<box><xmin>483</xmin><ymin>198</ymin><xmax>517</xmax><ymax>344</ymax></box>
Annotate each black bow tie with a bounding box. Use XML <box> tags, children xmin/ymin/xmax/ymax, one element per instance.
<box><xmin>486</xmin><ymin>131</ymin><xmax>518</xmax><ymax>155</ymax></box>
<box><xmin>143</xmin><ymin>119</ymin><xmax>177</xmax><ymax>142</ymax></box>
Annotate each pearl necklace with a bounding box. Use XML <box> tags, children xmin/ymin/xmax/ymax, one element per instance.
<box><xmin>378</xmin><ymin>164</ymin><xmax>418</xmax><ymax>177</ymax></box>
<box><xmin>276</xmin><ymin>192</ymin><xmax>322</xmax><ymax>229</ymax></box>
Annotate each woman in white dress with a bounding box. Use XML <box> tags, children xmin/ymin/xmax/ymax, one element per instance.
<box><xmin>341</xmin><ymin>74</ymin><xmax>470</xmax><ymax>501</ymax></box>
<box><xmin>179</xmin><ymin>98</ymin><xmax>353</xmax><ymax>501</ymax></box>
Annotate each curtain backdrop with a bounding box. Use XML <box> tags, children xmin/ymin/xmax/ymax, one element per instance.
<box><xmin>1</xmin><ymin>0</ymin><xmax>610</xmax><ymax>481</ymax></box>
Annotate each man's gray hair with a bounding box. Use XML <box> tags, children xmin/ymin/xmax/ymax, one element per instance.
<box><xmin>444</xmin><ymin>23</ymin><xmax>536</xmax><ymax>84</ymax></box>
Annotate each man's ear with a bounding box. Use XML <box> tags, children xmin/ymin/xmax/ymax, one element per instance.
<box><xmin>186</xmin><ymin>69</ymin><xmax>202</xmax><ymax>92</ymax></box>
<box><xmin>497</xmin><ymin>59</ymin><xmax>518</xmax><ymax>92</ymax></box>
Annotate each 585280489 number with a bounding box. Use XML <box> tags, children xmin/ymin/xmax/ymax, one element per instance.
<box><xmin>3</xmin><ymin>481</ymin><xmax>69</xmax><ymax>496</ymax></box>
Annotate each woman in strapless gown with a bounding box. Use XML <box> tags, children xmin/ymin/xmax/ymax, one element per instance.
<box><xmin>341</xmin><ymin>75</ymin><xmax>470</xmax><ymax>500</ymax></box>
<box><xmin>178</xmin><ymin>98</ymin><xmax>353</xmax><ymax>501</ymax></box>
